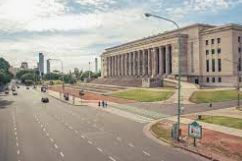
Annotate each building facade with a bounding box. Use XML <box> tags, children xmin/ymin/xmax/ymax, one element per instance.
<box><xmin>47</xmin><ymin>59</ymin><xmax>50</xmax><ymax>74</ymax></box>
<box><xmin>101</xmin><ymin>23</ymin><xmax>242</xmax><ymax>87</ymax></box>
<box><xmin>39</xmin><ymin>53</ymin><xmax>44</xmax><ymax>76</ymax></box>
<box><xmin>20</xmin><ymin>62</ymin><xmax>28</xmax><ymax>70</ymax></box>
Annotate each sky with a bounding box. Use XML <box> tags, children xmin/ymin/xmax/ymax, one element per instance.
<box><xmin>0</xmin><ymin>0</ymin><xmax>242</xmax><ymax>72</ymax></box>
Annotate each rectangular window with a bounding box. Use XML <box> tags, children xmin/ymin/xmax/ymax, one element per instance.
<box><xmin>218</xmin><ymin>77</ymin><xmax>222</xmax><ymax>83</ymax></box>
<box><xmin>211</xmin><ymin>39</ymin><xmax>214</xmax><ymax>44</ymax></box>
<box><xmin>217</xmin><ymin>48</ymin><xmax>221</xmax><ymax>54</ymax></box>
<box><xmin>217</xmin><ymin>38</ymin><xmax>221</xmax><ymax>44</ymax></box>
<box><xmin>211</xmin><ymin>49</ymin><xmax>215</xmax><ymax>54</ymax></box>
<box><xmin>212</xmin><ymin>77</ymin><xmax>215</xmax><ymax>83</ymax></box>
<box><xmin>206</xmin><ymin>60</ymin><xmax>209</xmax><ymax>72</ymax></box>
<box><xmin>239</xmin><ymin>36</ymin><xmax>241</xmax><ymax>43</ymax></box>
<box><xmin>206</xmin><ymin>40</ymin><xmax>209</xmax><ymax>45</ymax></box>
<box><xmin>218</xmin><ymin>58</ymin><xmax>221</xmax><ymax>72</ymax></box>
<box><xmin>206</xmin><ymin>77</ymin><xmax>209</xmax><ymax>83</ymax></box>
<box><xmin>240</xmin><ymin>77</ymin><xmax>242</xmax><ymax>82</ymax></box>
<box><xmin>239</xmin><ymin>58</ymin><xmax>241</xmax><ymax>71</ymax></box>
<box><xmin>212</xmin><ymin>59</ymin><xmax>215</xmax><ymax>72</ymax></box>
<box><xmin>206</xmin><ymin>50</ymin><xmax>209</xmax><ymax>55</ymax></box>
<box><xmin>239</xmin><ymin>47</ymin><xmax>241</xmax><ymax>53</ymax></box>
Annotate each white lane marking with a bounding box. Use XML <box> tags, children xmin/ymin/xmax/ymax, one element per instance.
<box><xmin>14</xmin><ymin>128</ymin><xmax>17</xmax><ymax>131</ymax></box>
<box><xmin>97</xmin><ymin>147</ymin><xmax>103</xmax><ymax>152</ymax></box>
<box><xmin>88</xmin><ymin>140</ymin><xmax>93</xmax><ymax>145</ymax></box>
<box><xmin>17</xmin><ymin>150</ymin><xmax>20</xmax><ymax>155</ymax></box>
<box><xmin>81</xmin><ymin>135</ymin><xmax>85</xmax><ymax>139</ymax></box>
<box><xmin>68</xmin><ymin>126</ymin><xmax>73</xmax><ymax>130</ymax></box>
<box><xmin>43</xmin><ymin>128</ymin><xmax>46</xmax><ymax>132</ymax></box>
<box><xmin>108</xmin><ymin>156</ymin><xmax>116</xmax><ymax>161</ymax></box>
<box><xmin>60</xmin><ymin>152</ymin><xmax>64</xmax><ymax>158</ymax></box>
<box><xmin>54</xmin><ymin>144</ymin><xmax>58</xmax><ymax>149</ymax></box>
<box><xmin>41</xmin><ymin>124</ymin><xmax>43</xmax><ymax>128</ymax></box>
<box><xmin>46</xmin><ymin>132</ymin><xmax>49</xmax><ymax>136</ymax></box>
<box><xmin>74</xmin><ymin>130</ymin><xmax>78</xmax><ymax>134</ymax></box>
<box><xmin>128</xmin><ymin>143</ymin><xmax>135</xmax><ymax>148</ymax></box>
<box><xmin>14</xmin><ymin>132</ymin><xmax>17</xmax><ymax>136</ymax></box>
<box><xmin>50</xmin><ymin>138</ymin><xmax>54</xmax><ymax>142</ymax></box>
<box><xmin>16</xmin><ymin>142</ymin><xmax>19</xmax><ymax>147</ymax></box>
<box><xmin>142</xmin><ymin>151</ymin><xmax>151</xmax><ymax>157</ymax></box>
<box><xmin>15</xmin><ymin>136</ymin><xmax>18</xmax><ymax>141</ymax></box>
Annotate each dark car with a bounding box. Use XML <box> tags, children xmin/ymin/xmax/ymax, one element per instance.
<box><xmin>12</xmin><ymin>91</ymin><xmax>18</xmax><ymax>95</ymax></box>
<box><xmin>4</xmin><ymin>90</ymin><xmax>9</xmax><ymax>94</ymax></box>
<box><xmin>17</xmin><ymin>86</ymin><xmax>20</xmax><ymax>89</ymax></box>
<box><xmin>26</xmin><ymin>86</ymin><xmax>29</xmax><ymax>90</ymax></box>
<box><xmin>41</xmin><ymin>97</ymin><xmax>49</xmax><ymax>103</ymax></box>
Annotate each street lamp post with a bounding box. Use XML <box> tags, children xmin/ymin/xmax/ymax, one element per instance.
<box><xmin>144</xmin><ymin>13</ymin><xmax>182</xmax><ymax>141</ymax></box>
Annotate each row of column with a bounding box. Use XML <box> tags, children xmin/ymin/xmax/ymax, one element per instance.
<box><xmin>106</xmin><ymin>45</ymin><xmax>172</xmax><ymax>77</ymax></box>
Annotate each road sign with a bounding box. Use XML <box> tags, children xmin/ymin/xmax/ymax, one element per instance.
<box><xmin>188</xmin><ymin>121</ymin><xmax>202</xmax><ymax>139</ymax></box>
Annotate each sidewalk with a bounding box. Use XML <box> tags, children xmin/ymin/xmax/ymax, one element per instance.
<box><xmin>168</xmin><ymin>116</ymin><xmax>242</xmax><ymax>138</ymax></box>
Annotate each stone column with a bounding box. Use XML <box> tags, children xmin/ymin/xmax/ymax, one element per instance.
<box><xmin>120</xmin><ymin>55</ymin><xmax>123</xmax><ymax>76</ymax></box>
<box><xmin>137</xmin><ymin>51</ymin><xmax>141</xmax><ymax>76</ymax></box>
<box><xmin>143</xmin><ymin>49</ymin><xmax>146</xmax><ymax>76</ymax></box>
<box><xmin>166</xmin><ymin>45</ymin><xmax>170</xmax><ymax>74</ymax></box>
<box><xmin>152</xmin><ymin>48</ymin><xmax>157</xmax><ymax>77</ymax></box>
<box><xmin>126</xmin><ymin>53</ymin><xmax>129</xmax><ymax>76</ymax></box>
<box><xmin>159</xmin><ymin>47</ymin><xmax>164</xmax><ymax>75</ymax></box>
<box><xmin>148</xmin><ymin>48</ymin><xmax>152</xmax><ymax>76</ymax></box>
<box><xmin>128</xmin><ymin>52</ymin><xmax>132</xmax><ymax>76</ymax></box>
<box><xmin>117</xmin><ymin>55</ymin><xmax>120</xmax><ymax>76</ymax></box>
<box><xmin>133</xmin><ymin>52</ymin><xmax>136</xmax><ymax>76</ymax></box>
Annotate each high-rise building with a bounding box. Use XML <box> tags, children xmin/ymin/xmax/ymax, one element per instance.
<box><xmin>20</xmin><ymin>62</ymin><xmax>28</xmax><ymax>69</ymax></box>
<box><xmin>47</xmin><ymin>59</ymin><xmax>50</xmax><ymax>74</ymax></box>
<box><xmin>39</xmin><ymin>53</ymin><xmax>44</xmax><ymax>76</ymax></box>
<box><xmin>95</xmin><ymin>58</ymin><xmax>98</xmax><ymax>73</ymax></box>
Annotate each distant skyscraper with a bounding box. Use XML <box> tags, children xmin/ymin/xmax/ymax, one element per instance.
<box><xmin>39</xmin><ymin>53</ymin><xmax>44</xmax><ymax>76</ymax></box>
<box><xmin>47</xmin><ymin>59</ymin><xmax>50</xmax><ymax>74</ymax></box>
<box><xmin>20</xmin><ymin>62</ymin><xmax>28</xmax><ymax>69</ymax></box>
<box><xmin>95</xmin><ymin>58</ymin><xmax>98</xmax><ymax>73</ymax></box>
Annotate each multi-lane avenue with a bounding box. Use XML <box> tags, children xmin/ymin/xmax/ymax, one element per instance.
<box><xmin>0</xmin><ymin>87</ymin><xmax>208</xmax><ymax>161</ymax></box>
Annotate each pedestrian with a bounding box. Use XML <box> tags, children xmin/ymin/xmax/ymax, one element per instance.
<box><xmin>98</xmin><ymin>101</ymin><xmax>101</xmax><ymax>107</ymax></box>
<box><xmin>102</xmin><ymin>100</ymin><xmax>104</xmax><ymax>107</ymax></box>
<box><xmin>105</xmin><ymin>101</ymin><xmax>108</xmax><ymax>108</ymax></box>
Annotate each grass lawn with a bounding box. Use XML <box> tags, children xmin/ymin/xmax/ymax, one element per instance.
<box><xmin>151</xmin><ymin>123</ymin><xmax>171</xmax><ymax>142</ymax></box>
<box><xmin>190</xmin><ymin>90</ymin><xmax>242</xmax><ymax>103</ymax></box>
<box><xmin>111</xmin><ymin>89</ymin><xmax>174</xmax><ymax>102</ymax></box>
<box><xmin>200</xmin><ymin>115</ymin><xmax>242</xmax><ymax>130</ymax></box>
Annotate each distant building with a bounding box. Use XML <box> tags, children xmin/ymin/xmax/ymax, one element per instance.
<box><xmin>95</xmin><ymin>58</ymin><xmax>98</xmax><ymax>73</ymax></box>
<box><xmin>39</xmin><ymin>53</ymin><xmax>44</xmax><ymax>76</ymax></box>
<box><xmin>20</xmin><ymin>62</ymin><xmax>28</xmax><ymax>69</ymax></box>
<box><xmin>47</xmin><ymin>59</ymin><xmax>50</xmax><ymax>74</ymax></box>
<box><xmin>9</xmin><ymin>66</ymin><xmax>20</xmax><ymax>76</ymax></box>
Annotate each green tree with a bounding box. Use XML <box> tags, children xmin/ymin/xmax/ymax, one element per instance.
<box><xmin>0</xmin><ymin>57</ymin><xmax>12</xmax><ymax>85</ymax></box>
<box><xmin>20</xmin><ymin>73</ymin><xmax>35</xmax><ymax>84</ymax></box>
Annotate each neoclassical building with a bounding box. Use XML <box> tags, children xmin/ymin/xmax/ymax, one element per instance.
<box><xmin>100</xmin><ymin>23</ymin><xmax>242</xmax><ymax>87</ymax></box>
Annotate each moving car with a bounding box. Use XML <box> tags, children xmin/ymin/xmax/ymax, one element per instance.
<box><xmin>26</xmin><ymin>86</ymin><xmax>29</xmax><ymax>90</ymax></box>
<box><xmin>4</xmin><ymin>90</ymin><xmax>9</xmax><ymax>94</ymax></box>
<box><xmin>41</xmin><ymin>97</ymin><xmax>49</xmax><ymax>103</ymax></box>
<box><xmin>12</xmin><ymin>91</ymin><xmax>18</xmax><ymax>95</ymax></box>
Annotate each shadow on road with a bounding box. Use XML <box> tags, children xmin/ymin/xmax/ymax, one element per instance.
<box><xmin>0</xmin><ymin>97</ymin><xmax>14</xmax><ymax>109</ymax></box>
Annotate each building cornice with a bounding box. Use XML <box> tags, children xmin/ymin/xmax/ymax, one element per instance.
<box><xmin>201</xmin><ymin>23</ymin><xmax>242</xmax><ymax>35</ymax></box>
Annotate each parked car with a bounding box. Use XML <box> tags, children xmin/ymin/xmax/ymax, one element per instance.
<box><xmin>41</xmin><ymin>97</ymin><xmax>49</xmax><ymax>103</ymax></box>
<box><xmin>4</xmin><ymin>90</ymin><xmax>9</xmax><ymax>94</ymax></box>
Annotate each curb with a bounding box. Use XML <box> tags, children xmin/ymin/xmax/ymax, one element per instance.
<box><xmin>47</xmin><ymin>92</ymin><xmax>87</xmax><ymax>107</ymax></box>
<box><xmin>143</xmin><ymin>119</ymin><xmax>220</xmax><ymax>161</ymax></box>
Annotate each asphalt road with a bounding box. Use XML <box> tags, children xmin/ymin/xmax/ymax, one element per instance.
<box><xmin>0</xmin><ymin>87</ymin><xmax>209</xmax><ymax>161</ymax></box>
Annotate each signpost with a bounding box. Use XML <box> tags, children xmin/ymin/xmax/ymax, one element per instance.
<box><xmin>188</xmin><ymin>121</ymin><xmax>202</xmax><ymax>147</ymax></box>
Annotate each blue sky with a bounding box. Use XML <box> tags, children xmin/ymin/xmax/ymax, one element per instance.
<box><xmin>0</xmin><ymin>0</ymin><xmax>242</xmax><ymax>72</ymax></box>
